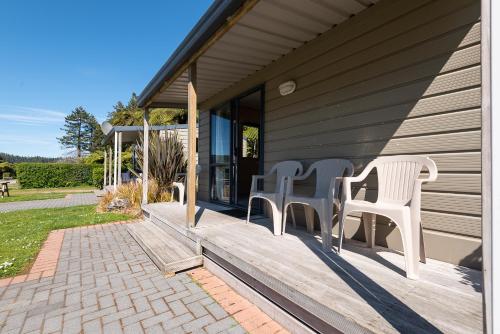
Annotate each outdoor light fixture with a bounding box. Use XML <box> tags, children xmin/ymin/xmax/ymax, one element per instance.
<box><xmin>278</xmin><ymin>80</ymin><xmax>296</xmax><ymax>96</ymax></box>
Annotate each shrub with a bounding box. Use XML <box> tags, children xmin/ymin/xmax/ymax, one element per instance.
<box><xmin>83</xmin><ymin>151</ymin><xmax>104</xmax><ymax>165</ymax></box>
<box><xmin>97</xmin><ymin>179</ymin><xmax>170</xmax><ymax>217</ymax></box>
<box><xmin>0</xmin><ymin>162</ymin><xmax>15</xmax><ymax>179</ymax></box>
<box><xmin>135</xmin><ymin>131</ymin><xmax>186</xmax><ymax>193</ymax></box>
<box><xmin>16</xmin><ymin>163</ymin><xmax>94</xmax><ymax>188</ymax></box>
<box><xmin>92</xmin><ymin>166</ymin><xmax>104</xmax><ymax>189</ymax></box>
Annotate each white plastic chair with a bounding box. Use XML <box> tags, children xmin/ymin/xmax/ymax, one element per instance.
<box><xmin>283</xmin><ymin>159</ymin><xmax>354</xmax><ymax>252</ymax></box>
<box><xmin>338</xmin><ymin>155</ymin><xmax>438</xmax><ymax>279</ymax></box>
<box><xmin>172</xmin><ymin>165</ymin><xmax>201</xmax><ymax>205</ymax></box>
<box><xmin>247</xmin><ymin>161</ymin><xmax>303</xmax><ymax>236</ymax></box>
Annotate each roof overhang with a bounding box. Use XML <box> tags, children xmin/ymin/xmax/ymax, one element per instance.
<box><xmin>138</xmin><ymin>0</ymin><xmax>248</xmax><ymax>107</ymax></box>
<box><xmin>102</xmin><ymin>124</ymin><xmax>190</xmax><ymax>145</ymax></box>
<box><xmin>138</xmin><ymin>0</ymin><xmax>378</xmax><ymax>109</ymax></box>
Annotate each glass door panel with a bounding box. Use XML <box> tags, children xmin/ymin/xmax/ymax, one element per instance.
<box><xmin>210</xmin><ymin>104</ymin><xmax>232</xmax><ymax>203</ymax></box>
<box><xmin>209</xmin><ymin>88</ymin><xmax>263</xmax><ymax>207</ymax></box>
<box><xmin>235</xmin><ymin>90</ymin><xmax>262</xmax><ymax>207</ymax></box>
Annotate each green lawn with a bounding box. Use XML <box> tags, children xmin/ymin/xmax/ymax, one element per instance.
<box><xmin>0</xmin><ymin>185</ymin><xmax>96</xmax><ymax>203</ymax></box>
<box><xmin>0</xmin><ymin>205</ymin><xmax>131</xmax><ymax>278</ymax></box>
<box><xmin>0</xmin><ymin>192</ymin><xmax>68</xmax><ymax>203</ymax></box>
<box><xmin>6</xmin><ymin>184</ymin><xmax>96</xmax><ymax>193</ymax></box>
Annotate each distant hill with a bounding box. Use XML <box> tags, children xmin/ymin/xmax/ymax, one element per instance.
<box><xmin>0</xmin><ymin>152</ymin><xmax>61</xmax><ymax>163</ymax></box>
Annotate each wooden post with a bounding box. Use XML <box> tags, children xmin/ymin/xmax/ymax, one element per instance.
<box><xmin>142</xmin><ymin>108</ymin><xmax>150</xmax><ymax>204</ymax></box>
<box><xmin>103</xmin><ymin>149</ymin><xmax>107</xmax><ymax>187</ymax></box>
<box><xmin>113</xmin><ymin>131</ymin><xmax>118</xmax><ymax>191</ymax></box>
<box><xmin>108</xmin><ymin>146</ymin><xmax>113</xmax><ymax>186</ymax></box>
<box><xmin>186</xmin><ymin>63</ymin><xmax>197</xmax><ymax>227</ymax></box>
<box><xmin>118</xmin><ymin>132</ymin><xmax>123</xmax><ymax>185</ymax></box>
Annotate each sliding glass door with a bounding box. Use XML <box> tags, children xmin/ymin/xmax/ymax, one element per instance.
<box><xmin>210</xmin><ymin>104</ymin><xmax>232</xmax><ymax>203</ymax></box>
<box><xmin>209</xmin><ymin>87</ymin><xmax>263</xmax><ymax>207</ymax></box>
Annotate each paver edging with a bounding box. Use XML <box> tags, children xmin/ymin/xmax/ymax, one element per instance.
<box><xmin>189</xmin><ymin>267</ymin><xmax>289</xmax><ymax>334</ymax></box>
<box><xmin>0</xmin><ymin>220</ymin><xmax>133</xmax><ymax>287</ymax></box>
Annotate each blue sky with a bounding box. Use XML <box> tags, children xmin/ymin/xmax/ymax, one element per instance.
<box><xmin>0</xmin><ymin>0</ymin><xmax>212</xmax><ymax>157</ymax></box>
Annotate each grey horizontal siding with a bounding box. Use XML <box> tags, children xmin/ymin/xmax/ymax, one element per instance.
<box><xmin>197</xmin><ymin>0</ymin><xmax>482</xmax><ymax>268</ymax></box>
<box><xmin>263</xmin><ymin>0</ymin><xmax>481</xmax><ymax>268</ymax></box>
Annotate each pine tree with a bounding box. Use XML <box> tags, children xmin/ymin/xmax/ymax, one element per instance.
<box><xmin>57</xmin><ymin>106</ymin><xmax>98</xmax><ymax>157</ymax></box>
<box><xmin>88</xmin><ymin>114</ymin><xmax>105</xmax><ymax>152</ymax></box>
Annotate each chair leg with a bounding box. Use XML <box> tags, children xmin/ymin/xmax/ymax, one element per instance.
<box><xmin>282</xmin><ymin>203</ymin><xmax>289</xmax><ymax>234</ymax></box>
<box><xmin>170</xmin><ymin>186</ymin><xmax>176</xmax><ymax>202</ymax></box>
<box><xmin>419</xmin><ymin>223</ymin><xmax>426</xmax><ymax>263</ymax></box>
<box><xmin>362</xmin><ymin>213</ymin><xmax>376</xmax><ymax>248</ymax></box>
<box><xmin>246</xmin><ymin>197</ymin><xmax>253</xmax><ymax>224</ymax></box>
<box><xmin>319</xmin><ymin>205</ymin><xmax>333</xmax><ymax>252</ymax></box>
<box><xmin>304</xmin><ymin>206</ymin><xmax>315</xmax><ymax>233</ymax></box>
<box><xmin>290</xmin><ymin>204</ymin><xmax>297</xmax><ymax>228</ymax></box>
<box><xmin>179</xmin><ymin>185</ymin><xmax>185</xmax><ymax>206</ymax></box>
<box><xmin>338</xmin><ymin>207</ymin><xmax>348</xmax><ymax>253</ymax></box>
<box><xmin>269</xmin><ymin>201</ymin><xmax>283</xmax><ymax>236</ymax></box>
<box><xmin>397</xmin><ymin>211</ymin><xmax>420</xmax><ymax>279</ymax></box>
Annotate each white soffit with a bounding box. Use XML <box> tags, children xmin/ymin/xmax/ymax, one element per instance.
<box><xmin>153</xmin><ymin>0</ymin><xmax>378</xmax><ymax>106</ymax></box>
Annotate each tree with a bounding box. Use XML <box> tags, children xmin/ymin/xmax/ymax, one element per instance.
<box><xmin>58</xmin><ymin>106</ymin><xmax>101</xmax><ymax>157</ymax></box>
<box><xmin>88</xmin><ymin>114</ymin><xmax>104</xmax><ymax>152</ymax></box>
<box><xmin>0</xmin><ymin>152</ymin><xmax>60</xmax><ymax>163</ymax></box>
<box><xmin>107</xmin><ymin>94</ymin><xmax>142</xmax><ymax>126</ymax></box>
<box><xmin>107</xmin><ymin>93</ymin><xmax>188</xmax><ymax>126</ymax></box>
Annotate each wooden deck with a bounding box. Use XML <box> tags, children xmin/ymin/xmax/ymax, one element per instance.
<box><xmin>143</xmin><ymin>201</ymin><xmax>483</xmax><ymax>334</ymax></box>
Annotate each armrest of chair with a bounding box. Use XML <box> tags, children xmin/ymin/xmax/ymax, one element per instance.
<box><xmin>175</xmin><ymin>172</ymin><xmax>186</xmax><ymax>182</ymax></box>
<box><xmin>421</xmin><ymin>158</ymin><xmax>438</xmax><ymax>183</ymax></box>
<box><xmin>289</xmin><ymin>166</ymin><xmax>314</xmax><ymax>182</ymax></box>
<box><xmin>285</xmin><ymin>166</ymin><xmax>315</xmax><ymax>196</ymax></box>
<box><xmin>250</xmin><ymin>173</ymin><xmax>273</xmax><ymax>192</ymax></box>
<box><xmin>342</xmin><ymin>163</ymin><xmax>375</xmax><ymax>201</ymax></box>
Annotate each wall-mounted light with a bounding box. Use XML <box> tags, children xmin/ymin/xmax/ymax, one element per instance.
<box><xmin>278</xmin><ymin>80</ymin><xmax>296</xmax><ymax>96</ymax></box>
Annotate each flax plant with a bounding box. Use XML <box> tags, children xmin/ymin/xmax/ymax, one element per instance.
<box><xmin>135</xmin><ymin>130</ymin><xmax>187</xmax><ymax>194</ymax></box>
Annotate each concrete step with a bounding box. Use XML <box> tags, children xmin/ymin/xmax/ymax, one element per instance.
<box><xmin>128</xmin><ymin>220</ymin><xmax>202</xmax><ymax>276</ymax></box>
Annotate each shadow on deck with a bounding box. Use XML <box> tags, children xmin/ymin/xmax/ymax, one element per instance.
<box><xmin>142</xmin><ymin>201</ymin><xmax>482</xmax><ymax>334</ymax></box>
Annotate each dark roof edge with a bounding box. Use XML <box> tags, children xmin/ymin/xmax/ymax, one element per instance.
<box><xmin>102</xmin><ymin>124</ymin><xmax>197</xmax><ymax>145</ymax></box>
<box><xmin>137</xmin><ymin>0</ymin><xmax>247</xmax><ymax>108</ymax></box>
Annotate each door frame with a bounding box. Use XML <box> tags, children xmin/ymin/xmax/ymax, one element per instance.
<box><xmin>208</xmin><ymin>85</ymin><xmax>265</xmax><ymax>208</ymax></box>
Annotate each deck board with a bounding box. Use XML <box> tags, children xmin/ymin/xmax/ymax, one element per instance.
<box><xmin>143</xmin><ymin>202</ymin><xmax>482</xmax><ymax>334</ymax></box>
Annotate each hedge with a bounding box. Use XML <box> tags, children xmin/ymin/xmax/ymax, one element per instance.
<box><xmin>16</xmin><ymin>163</ymin><xmax>101</xmax><ymax>188</ymax></box>
<box><xmin>92</xmin><ymin>166</ymin><xmax>104</xmax><ymax>189</ymax></box>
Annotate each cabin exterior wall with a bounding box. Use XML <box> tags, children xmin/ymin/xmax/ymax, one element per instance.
<box><xmin>197</xmin><ymin>0</ymin><xmax>481</xmax><ymax>268</ymax></box>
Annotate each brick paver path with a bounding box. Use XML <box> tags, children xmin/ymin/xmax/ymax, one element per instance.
<box><xmin>0</xmin><ymin>223</ymin><xmax>245</xmax><ymax>333</ymax></box>
<box><xmin>0</xmin><ymin>193</ymin><xmax>98</xmax><ymax>213</ymax></box>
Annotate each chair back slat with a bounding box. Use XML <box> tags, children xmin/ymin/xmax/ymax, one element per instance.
<box><xmin>308</xmin><ymin>159</ymin><xmax>353</xmax><ymax>198</ymax></box>
<box><xmin>374</xmin><ymin>156</ymin><xmax>434</xmax><ymax>205</ymax></box>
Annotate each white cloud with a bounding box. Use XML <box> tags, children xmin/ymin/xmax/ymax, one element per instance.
<box><xmin>0</xmin><ymin>105</ymin><xmax>65</xmax><ymax>125</ymax></box>
<box><xmin>0</xmin><ymin>134</ymin><xmax>53</xmax><ymax>145</ymax></box>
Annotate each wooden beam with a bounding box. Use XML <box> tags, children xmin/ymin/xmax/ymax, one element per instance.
<box><xmin>142</xmin><ymin>109</ymin><xmax>150</xmax><ymax>204</ymax></box>
<box><xmin>186</xmin><ymin>62</ymin><xmax>197</xmax><ymax>227</ymax></box>
<box><xmin>113</xmin><ymin>132</ymin><xmax>118</xmax><ymax>191</ymax></box>
<box><xmin>147</xmin><ymin>102</ymin><xmax>188</xmax><ymax>109</ymax></box>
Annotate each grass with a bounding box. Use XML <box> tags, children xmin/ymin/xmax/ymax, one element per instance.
<box><xmin>0</xmin><ymin>192</ymin><xmax>68</xmax><ymax>203</ymax></box>
<box><xmin>0</xmin><ymin>185</ymin><xmax>96</xmax><ymax>203</ymax></box>
<box><xmin>0</xmin><ymin>205</ymin><xmax>132</xmax><ymax>278</ymax></box>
